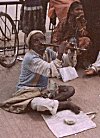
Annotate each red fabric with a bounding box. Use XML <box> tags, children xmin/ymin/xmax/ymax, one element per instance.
<box><xmin>48</xmin><ymin>0</ymin><xmax>80</xmax><ymax>21</ymax></box>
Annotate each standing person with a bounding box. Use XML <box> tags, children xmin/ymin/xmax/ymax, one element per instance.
<box><xmin>20</xmin><ymin>0</ymin><xmax>45</xmax><ymax>36</ymax></box>
<box><xmin>0</xmin><ymin>30</ymin><xmax>81</xmax><ymax>115</ymax></box>
<box><xmin>51</xmin><ymin>1</ymin><xmax>91</xmax><ymax>68</ymax></box>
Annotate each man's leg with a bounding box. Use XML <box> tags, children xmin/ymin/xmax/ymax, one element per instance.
<box><xmin>54</xmin><ymin>86</ymin><xmax>75</xmax><ymax>101</ymax></box>
<box><xmin>31</xmin><ymin>96</ymin><xmax>80</xmax><ymax>115</ymax></box>
<box><xmin>58</xmin><ymin>101</ymin><xmax>81</xmax><ymax>114</ymax></box>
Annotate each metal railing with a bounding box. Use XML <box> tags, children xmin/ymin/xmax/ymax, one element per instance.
<box><xmin>0</xmin><ymin>1</ymin><xmax>23</xmax><ymax>31</ymax></box>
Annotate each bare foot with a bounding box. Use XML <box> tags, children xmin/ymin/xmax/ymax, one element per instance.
<box><xmin>67</xmin><ymin>101</ymin><xmax>81</xmax><ymax>114</ymax></box>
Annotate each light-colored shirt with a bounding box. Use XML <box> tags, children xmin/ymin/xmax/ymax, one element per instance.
<box><xmin>17</xmin><ymin>49</ymin><xmax>62</xmax><ymax>90</ymax></box>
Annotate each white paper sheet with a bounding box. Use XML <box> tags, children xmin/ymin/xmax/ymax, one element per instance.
<box><xmin>42</xmin><ymin>110</ymin><xmax>96</xmax><ymax>138</ymax></box>
<box><xmin>59</xmin><ymin>66</ymin><xmax>78</xmax><ymax>82</ymax></box>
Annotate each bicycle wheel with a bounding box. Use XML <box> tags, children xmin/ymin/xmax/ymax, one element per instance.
<box><xmin>0</xmin><ymin>12</ymin><xmax>19</xmax><ymax>68</ymax></box>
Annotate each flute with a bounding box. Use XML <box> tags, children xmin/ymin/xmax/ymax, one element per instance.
<box><xmin>41</xmin><ymin>43</ymin><xmax>87</xmax><ymax>51</ymax></box>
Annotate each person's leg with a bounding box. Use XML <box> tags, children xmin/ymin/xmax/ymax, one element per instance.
<box><xmin>39</xmin><ymin>101</ymin><xmax>81</xmax><ymax>115</ymax></box>
<box><xmin>54</xmin><ymin>86</ymin><xmax>75</xmax><ymax>101</ymax></box>
<box><xmin>58</xmin><ymin>101</ymin><xmax>81</xmax><ymax>114</ymax></box>
<box><xmin>62</xmin><ymin>51</ymin><xmax>76</xmax><ymax>67</ymax></box>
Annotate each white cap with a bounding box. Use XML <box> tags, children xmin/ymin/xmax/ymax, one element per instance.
<box><xmin>26</xmin><ymin>30</ymin><xmax>44</xmax><ymax>46</ymax></box>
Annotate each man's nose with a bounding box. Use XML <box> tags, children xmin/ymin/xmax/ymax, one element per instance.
<box><xmin>79</xmin><ymin>10</ymin><xmax>84</xmax><ymax>14</ymax></box>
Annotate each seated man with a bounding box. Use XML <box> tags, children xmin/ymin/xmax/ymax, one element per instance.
<box><xmin>52</xmin><ymin>1</ymin><xmax>91</xmax><ymax>68</ymax></box>
<box><xmin>0</xmin><ymin>30</ymin><xmax>80</xmax><ymax>115</ymax></box>
<box><xmin>19</xmin><ymin>0</ymin><xmax>46</xmax><ymax>45</ymax></box>
<box><xmin>15</xmin><ymin>30</ymin><xmax>80</xmax><ymax>114</ymax></box>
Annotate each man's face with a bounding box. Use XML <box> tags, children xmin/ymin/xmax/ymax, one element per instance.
<box><xmin>30</xmin><ymin>33</ymin><xmax>46</xmax><ymax>55</ymax></box>
<box><xmin>72</xmin><ymin>5</ymin><xmax>84</xmax><ymax>17</ymax></box>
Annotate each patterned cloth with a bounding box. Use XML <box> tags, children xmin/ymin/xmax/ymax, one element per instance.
<box><xmin>20</xmin><ymin>0</ymin><xmax>45</xmax><ymax>34</ymax></box>
<box><xmin>48</xmin><ymin>0</ymin><xmax>79</xmax><ymax>21</ymax></box>
<box><xmin>51</xmin><ymin>14</ymin><xmax>91</xmax><ymax>67</ymax></box>
<box><xmin>52</xmin><ymin>15</ymin><xmax>89</xmax><ymax>45</ymax></box>
<box><xmin>24</xmin><ymin>0</ymin><xmax>41</xmax><ymax>7</ymax></box>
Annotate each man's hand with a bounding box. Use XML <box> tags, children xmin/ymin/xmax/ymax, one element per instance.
<box><xmin>79</xmin><ymin>37</ymin><xmax>91</xmax><ymax>48</ymax></box>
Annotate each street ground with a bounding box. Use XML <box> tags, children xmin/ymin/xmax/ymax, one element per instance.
<box><xmin>0</xmin><ymin>55</ymin><xmax>100</xmax><ymax>138</ymax></box>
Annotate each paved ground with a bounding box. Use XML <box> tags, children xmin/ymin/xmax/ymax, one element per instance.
<box><xmin>0</xmin><ymin>59</ymin><xmax>100</xmax><ymax>138</ymax></box>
